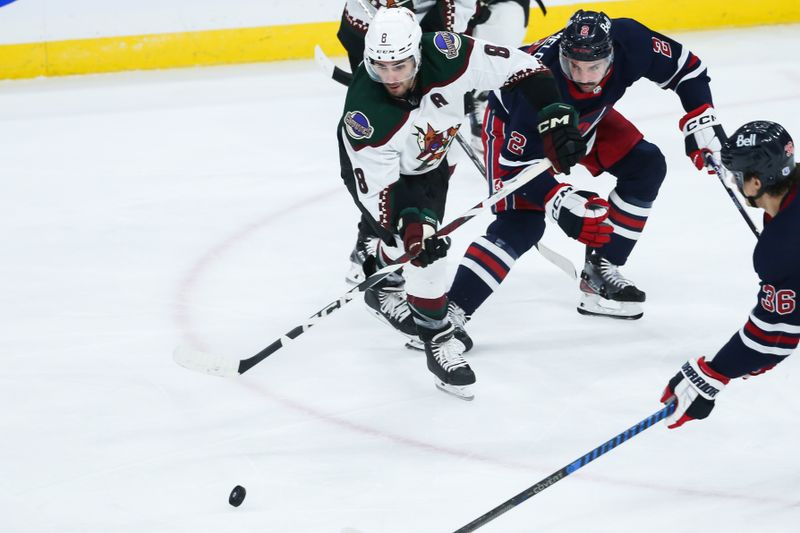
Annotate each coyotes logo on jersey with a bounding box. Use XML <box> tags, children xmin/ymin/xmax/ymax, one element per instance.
<box><xmin>414</xmin><ymin>123</ymin><xmax>459</xmax><ymax>171</ymax></box>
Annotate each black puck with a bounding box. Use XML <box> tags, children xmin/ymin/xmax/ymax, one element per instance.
<box><xmin>229</xmin><ymin>485</ymin><xmax>246</xmax><ymax>507</ymax></box>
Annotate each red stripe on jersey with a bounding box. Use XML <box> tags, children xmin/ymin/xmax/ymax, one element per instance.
<box><xmin>609</xmin><ymin>206</ymin><xmax>648</xmax><ymax>230</ymax></box>
<box><xmin>466</xmin><ymin>245</ymin><xmax>508</xmax><ymax>280</ymax></box>
<box><xmin>744</xmin><ymin>320</ymin><xmax>800</xmax><ymax>347</ymax></box>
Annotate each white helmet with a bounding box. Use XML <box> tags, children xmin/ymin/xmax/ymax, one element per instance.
<box><xmin>363</xmin><ymin>7</ymin><xmax>422</xmax><ymax>83</ymax></box>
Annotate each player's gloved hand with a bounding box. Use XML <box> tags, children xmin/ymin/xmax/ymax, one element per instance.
<box><xmin>545</xmin><ymin>185</ymin><xmax>612</xmax><ymax>247</ymax></box>
<box><xmin>660</xmin><ymin>356</ymin><xmax>730</xmax><ymax>429</ymax></box>
<box><xmin>397</xmin><ymin>208</ymin><xmax>450</xmax><ymax>267</ymax></box>
<box><xmin>679</xmin><ymin>104</ymin><xmax>726</xmax><ymax>174</ymax></box>
<box><xmin>537</xmin><ymin>103</ymin><xmax>586</xmax><ymax>175</ymax></box>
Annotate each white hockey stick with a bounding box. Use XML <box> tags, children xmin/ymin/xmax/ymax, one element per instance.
<box><xmin>313</xmin><ymin>45</ymin><xmax>578</xmax><ymax>279</ymax></box>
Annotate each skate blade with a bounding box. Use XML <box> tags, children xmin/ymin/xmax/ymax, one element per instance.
<box><xmin>405</xmin><ymin>338</ymin><xmax>424</xmax><ymax>351</ymax></box>
<box><xmin>578</xmin><ymin>292</ymin><xmax>643</xmax><ymax>320</ymax></box>
<box><xmin>435</xmin><ymin>380</ymin><xmax>475</xmax><ymax>401</ymax></box>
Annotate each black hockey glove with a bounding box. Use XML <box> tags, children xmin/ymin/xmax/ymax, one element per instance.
<box><xmin>397</xmin><ymin>208</ymin><xmax>450</xmax><ymax>267</ymax></box>
<box><xmin>660</xmin><ymin>357</ymin><xmax>730</xmax><ymax>429</ymax></box>
<box><xmin>537</xmin><ymin>103</ymin><xmax>586</xmax><ymax>175</ymax></box>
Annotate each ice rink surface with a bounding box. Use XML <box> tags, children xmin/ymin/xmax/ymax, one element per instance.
<box><xmin>1</xmin><ymin>24</ymin><xmax>799</xmax><ymax>533</ymax></box>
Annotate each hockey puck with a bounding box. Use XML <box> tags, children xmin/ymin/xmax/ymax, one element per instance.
<box><xmin>229</xmin><ymin>485</ymin><xmax>246</xmax><ymax>507</ymax></box>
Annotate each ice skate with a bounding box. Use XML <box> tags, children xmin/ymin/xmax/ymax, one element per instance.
<box><xmin>345</xmin><ymin>231</ymin><xmax>378</xmax><ymax>285</ymax></box>
<box><xmin>420</xmin><ymin>322</ymin><xmax>476</xmax><ymax>401</ymax></box>
<box><xmin>364</xmin><ymin>274</ymin><xmax>420</xmax><ymax>345</ymax></box>
<box><xmin>578</xmin><ymin>253</ymin><xmax>645</xmax><ymax>320</ymax></box>
<box><xmin>404</xmin><ymin>300</ymin><xmax>473</xmax><ymax>353</ymax></box>
<box><xmin>447</xmin><ymin>300</ymin><xmax>474</xmax><ymax>352</ymax></box>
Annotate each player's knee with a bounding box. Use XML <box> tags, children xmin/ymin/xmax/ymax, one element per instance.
<box><xmin>612</xmin><ymin>142</ymin><xmax>667</xmax><ymax>201</ymax></box>
<box><xmin>486</xmin><ymin>210</ymin><xmax>545</xmax><ymax>256</ymax></box>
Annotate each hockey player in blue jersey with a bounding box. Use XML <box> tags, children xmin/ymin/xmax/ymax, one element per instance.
<box><xmin>661</xmin><ymin>121</ymin><xmax>799</xmax><ymax>428</ymax></box>
<box><xmin>446</xmin><ymin>10</ymin><xmax>725</xmax><ymax>331</ymax></box>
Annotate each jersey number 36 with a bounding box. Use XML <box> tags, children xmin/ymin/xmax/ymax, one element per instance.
<box><xmin>761</xmin><ymin>284</ymin><xmax>796</xmax><ymax>315</ymax></box>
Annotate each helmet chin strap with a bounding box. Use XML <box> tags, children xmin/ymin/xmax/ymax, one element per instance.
<box><xmin>737</xmin><ymin>179</ymin><xmax>765</xmax><ymax>208</ymax></box>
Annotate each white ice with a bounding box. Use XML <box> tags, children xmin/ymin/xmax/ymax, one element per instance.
<box><xmin>1</xmin><ymin>24</ymin><xmax>799</xmax><ymax>533</ymax></box>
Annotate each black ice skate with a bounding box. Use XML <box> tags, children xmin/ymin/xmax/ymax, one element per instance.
<box><xmin>364</xmin><ymin>274</ymin><xmax>420</xmax><ymax>346</ymax></box>
<box><xmin>578</xmin><ymin>252</ymin><xmax>645</xmax><ymax>320</ymax></box>
<box><xmin>403</xmin><ymin>300</ymin><xmax>473</xmax><ymax>353</ymax></box>
<box><xmin>420</xmin><ymin>322</ymin><xmax>476</xmax><ymax>401</ymax></box>
<box><xmin>447</xmin><ymin>300</ymin><xmax>474</xmax><ymax>353</ymax></box>
<box><xmin>345</xmin><ymin>230</ymin><xmax>378</xmax><ymax>285</ymax></box>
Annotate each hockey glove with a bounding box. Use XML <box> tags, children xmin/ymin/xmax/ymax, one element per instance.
<box><xmin>397</xmin><ymin>208</ymin><xmax>450</xmax><ymax>267</ymax></box>
<box><xmin>537</xmin><ymin>103</ymin><xmax>586</xmax><ymax>175</ymax></box>
<box><xmin>660</xmin><ymin>356</ymin><xmax>730</xmax><ymax>429</ymax></box>
<box><xmin>545</xmin><ymin>185</ymin><xmax>613</xmax><ymax>247</ymax></box>
<box><xmin>679</xmin><ymin>104</ymin><xmax>726</xmax><ymax>174</ymax></box>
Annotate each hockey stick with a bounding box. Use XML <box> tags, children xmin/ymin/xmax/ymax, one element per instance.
<box><xmin>451</xmin><ymin>400</ymin><xmax>677</xmax><ymax>533</ymax></box>
<box><xmin>704</xmin><ymin>155</ymin><xmax>761</xmax><ymax>238</ymax></box>
<box><xmin>313</xmin><ymin>45</ymin><xmax>578</xmax><ymax>279</ymax></box>
<box><xmin>174</xmin><ymin>157</ymin><xmax>553</xmax><ymax>378</ymax></box>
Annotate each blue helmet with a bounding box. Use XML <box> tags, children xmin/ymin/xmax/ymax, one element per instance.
<box><xmin>560</xmin><ymin>10</ymin><xmax>613</xmax><ymax>62</ymax></box>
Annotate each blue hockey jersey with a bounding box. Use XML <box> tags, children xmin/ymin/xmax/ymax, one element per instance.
<box><xmin>488</xmin><ymin>18</ymin><xmax>714</xmax><ymax>204</ymax></box>
<box><xmin>709</xmin><ymin>184</ymin><xmax>800</xmax><ymax>378</ymax></box>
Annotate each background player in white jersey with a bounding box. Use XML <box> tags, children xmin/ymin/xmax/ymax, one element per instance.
<box><xmin>337</xmin><ymin>6</ymin><xmax>588</xmax><ymax>398</ymax></box>
<box><xmin>661</xmin><ymin>121</ymin><xmax>799</xmax><ymax>428</ymax></box>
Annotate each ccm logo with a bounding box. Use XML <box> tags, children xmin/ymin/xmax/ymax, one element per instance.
<box><xmin>685</xmin><ymin>114</ymin><xmax>716</xmax><ymax>132</ymax></box>
<box><xmin>538</xmin><ymin>115</ymin><xmax>570</xmax><ymax>133</ymax></box>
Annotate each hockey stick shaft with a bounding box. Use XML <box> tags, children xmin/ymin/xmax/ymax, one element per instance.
<box><xmin>174</xmin><ymin>157</ymin><xmax>552</xmax><ymax>377</ymax></box>
<box><xmin>704</xmin><ymin>155</ymin><xmax>760</xmax><ymax>238</ymax></box>
<box><xmin>451</xmin><ymin>401</ymin><xmax>677</xmax><ymax>533</ymax></box>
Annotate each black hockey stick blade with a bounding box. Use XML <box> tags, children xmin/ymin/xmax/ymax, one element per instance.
<box><xmin>451</xmin><ymin>401</ymin><xmax>677</xmax><ymax>533</ymax></box>
<box><xmin>314</xmin><ymin>44</ymin><xmax>353</xmax><ymax>86</ymax></box>
<box><xmin>705</xmin><ymin>154</ymin><xmax>760</xmax><ymax>238</ymax></box>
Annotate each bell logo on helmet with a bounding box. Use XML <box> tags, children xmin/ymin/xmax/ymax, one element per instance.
<box><xmin>736</xmin><ymin>134</ymin><xmax>757</xmax><ymax>147</ymax></box>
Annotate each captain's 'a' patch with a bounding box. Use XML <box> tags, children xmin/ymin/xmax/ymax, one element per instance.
<box><xmin>344</xmin><ymin>111</ymin><xmax>374</xmax><ymax>140</ymax></box>
<box><xmin>433</xmin><ymin>32</ymin><xmax>461</xmax><ymax>59</ymax></box>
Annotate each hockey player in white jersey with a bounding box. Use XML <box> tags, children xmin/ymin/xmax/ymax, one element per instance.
<box><xmin>337</xmin><ymin>6</ymin><xmax>589</xmax><ymax>398</ymax></box>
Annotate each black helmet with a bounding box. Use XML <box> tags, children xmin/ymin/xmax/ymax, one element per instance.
<box><xmin>560</xmin><ymin>10</ymin><xmax>613</xmax><ymax>61</ymax></box>
<box><xmin>721</xmin><ymin>121</ymin><xmax>796</xmax><ymax>193</ymax></box>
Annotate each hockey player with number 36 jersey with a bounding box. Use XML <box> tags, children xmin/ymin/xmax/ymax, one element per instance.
<box><xmin>661</xmin><ymin>121</ymin><xmax>799</xmax><ymax>428</ymax></box>
<box><xmin>447</xmin><ymin>10</ymin><xmax>724</xmax><ymax>329</ymax></box>
<box><xmin>337</xmin><ymin>6</ymin><xmax>585</xmax><ymax>399</ymax></box>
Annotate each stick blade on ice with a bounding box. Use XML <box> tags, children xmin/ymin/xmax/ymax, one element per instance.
<box><xmin>173</xmin><ymin>345</ymin><xmax>240</xmax><ymax>377</ymax></box>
